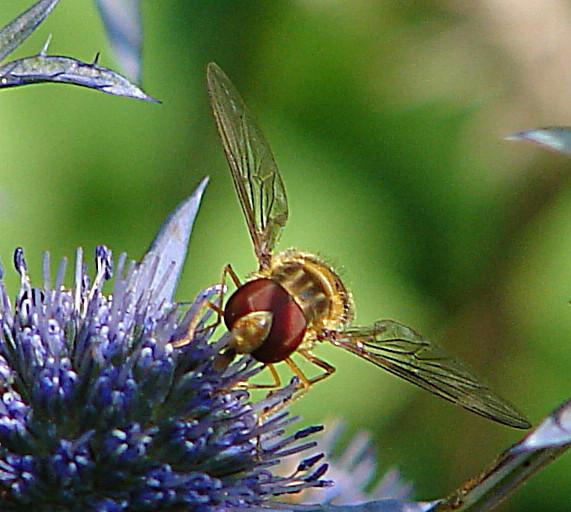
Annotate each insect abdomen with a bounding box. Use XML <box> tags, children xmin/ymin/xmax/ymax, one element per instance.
<box><xmin>267</xmin><ymin>250</ymin><xmax>354</xmax><ymax>331</ymax></box>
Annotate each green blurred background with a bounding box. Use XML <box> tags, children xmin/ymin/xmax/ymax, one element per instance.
<box><xmin>0</xmin><ymin>0</ymin><xmax>569</xmax><ymax>509</ymax></box>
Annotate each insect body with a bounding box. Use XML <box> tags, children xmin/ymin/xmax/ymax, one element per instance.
<box><xmin>204</xmin><ymin>62</ymin><xmax>530</xmax><ymax>429</ymax></box>
<box><xmin>224</xmin><ymin>250</ymin><xmax>352</xmax><ymax>367</ymax></box>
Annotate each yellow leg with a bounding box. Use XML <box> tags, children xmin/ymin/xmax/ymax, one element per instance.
<box><xmin>197</xmin><ymin>264</ymin><xmax>241</xmax><ymax>335</ymax></box>
<box><xmin>236</xmin><ymin>364</ymin><xmax>282</xmax><ymax>389</ymax></box>
<box><xmin>284</xmin><ymin>357</ymin><xmax>311</xmax><ymax>390</ymax></box>
<box><xmin>170</xmin><ymin>295</ymin><xmax>220</xmax><ymax>348</ymax></box>
<box><xmin>254</xmin><ymin>358</ymin><xmax>311</xmax><ymax>421</ymax></box>
<box><xmin>171</xmin><ymin>264</ymin><xmax>241</xmax><ymax>348</ymax></box>
<box><xmin>223</xmin><ymin>263</ymin><xmax>242</xmax><ymax>288</ymax></box>
<box><xmin>258</xmin><ymin>353</ymin><xmax>336</xmax><ymax>419</ymax></box>
<box><xmin>298</xmin><ymin>348</ymin><xmax>336</xmax><ymax>384</ymax></box>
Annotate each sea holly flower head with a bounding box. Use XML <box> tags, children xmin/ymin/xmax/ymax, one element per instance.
<box><xmin>0</xmin><ymin>182</ymin><xmax>330</xmax><ymax>511</ymax></box>
<box><xmin>0</xmin><ymin>179</ymin><xmax>566</xmax><ymax>512</ymax></box>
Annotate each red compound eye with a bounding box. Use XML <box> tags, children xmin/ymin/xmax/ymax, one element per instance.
<box><xmin>224</xmin><ymin>278</ymin><xmax>307</xmax><ymax>364</ymax></box>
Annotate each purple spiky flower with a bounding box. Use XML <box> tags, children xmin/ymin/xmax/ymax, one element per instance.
<box><xmin>0</xmin><ymin>180</ymin><xmax>329</xmax><ymax>511</ymax></box>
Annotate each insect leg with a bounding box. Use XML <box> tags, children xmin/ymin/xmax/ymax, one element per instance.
<box><xmin>254</xmin><ymin>359</ymin><xmax>309</xmax><ymax>422</ymax></box>
<box><xmin>284</xmin><ymin>357</ymin><xmax>311</xmax><ymax>390</ymax></box>
<box><xmin>223</xmin><ymin>263</ymin><xmax>242</xmax><ymax>288</ymax></box>
<box><xmin>256</xmin><ymin>358</ymin><xmax>313</xmax><ymax>419</ymax></box>
<box><xmin>257</xmin><ymin>356</ymin><xmax>330</xmax><ymax>421</ymax></box>
<box><xmin>200</xmin><ymin>263</ymin><xmax>241</xmax><ymax>331</ymax></box>
<box><xmin>236</xmin><ymin>363</ymin><xmax>282</xmax><ymax>389</ymax></box>
<box><xmin>297</xmin><ymin>348</ymin><xmax>336</xmax><ymax>384</ymax></box>
<box><xmin>171</xmin><ymin>264</ymin><xmax>240</xmax><ymax>348</ymax></box>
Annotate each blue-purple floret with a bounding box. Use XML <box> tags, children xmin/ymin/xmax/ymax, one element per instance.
<box><xmin>0</xmin><ymin>246</ymin><xmax>329</xmax><ymax>511</ymax></box>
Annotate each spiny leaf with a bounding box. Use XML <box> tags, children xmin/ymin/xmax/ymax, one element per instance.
<box><xmin>433</xmin><ymin>398</ymin><xmax>570</xmax><ymax>511</ymax></box>
<box><xmin>507</xmin><ymin>127</ymin><xmax>571</xmax><ymax>156</ymax></box>
<box><xmin>137</xmin><ymin>178</ymin><xmax>210</xmax><ymax>303</ymax></box>
<box><xmin>94</xmin><ymin>0</ymin><xmax>142</xmax><ymax>83</ymax></box>
<box><xmin>302</xmin><ymin>500</ymin><xmax>438</xmax><ymax>512</ymax></box>
<box><xmin>0</xmin><ymin>0</ymin><xmax>60</xmax><ymax>62</ymax></box>
<box><xmin>0</xmin><ymin>53</ymin><xmax>159</xmax><ymax>102</ymax></box>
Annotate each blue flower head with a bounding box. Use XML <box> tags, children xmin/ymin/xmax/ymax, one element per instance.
<box><xmin>0</xmin><ymin>181</ymin><xmax>330</xmax><ymax>511</ymax></box>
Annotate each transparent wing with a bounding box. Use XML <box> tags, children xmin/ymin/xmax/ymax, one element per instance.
<box><xmin>206</xmin><ymin>62</ymin><xmax>288</xmax><ymax>268</ymax></box>
<box><xmin>327</xmin><ymin>320</ymin><xmax>530</xmax><ymax>429</ymax></box>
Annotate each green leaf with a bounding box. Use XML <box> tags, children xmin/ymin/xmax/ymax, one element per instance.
<box><xmin>0</xmin><ymin>0</ymin><xmax>60</xmax><ymax>62</ymax></box>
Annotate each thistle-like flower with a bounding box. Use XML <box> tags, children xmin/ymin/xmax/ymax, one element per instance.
<box><xmin>1</xmin><ymin>180</ymin><xmax>564</xmax><ymax>512</ymax></box>
<box><xmin>0</xmin><ymin>182</ymin><xmax>330</xmax><ymax>511</ymax></box>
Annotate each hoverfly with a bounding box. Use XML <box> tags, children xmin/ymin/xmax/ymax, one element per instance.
<box><xmin>195</xmin><ymin>62</ymin><xmax>530</xmax><ymax>429</ymax></box>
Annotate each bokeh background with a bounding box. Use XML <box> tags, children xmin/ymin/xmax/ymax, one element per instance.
<box><xmin>0</xmin><ymin>0</ymin><xmax>569</xmax><ymax>509</ymax></box>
